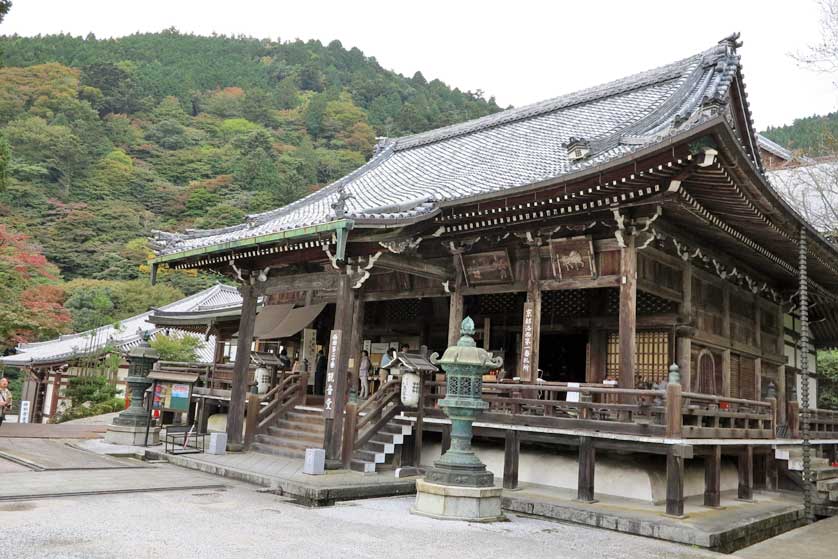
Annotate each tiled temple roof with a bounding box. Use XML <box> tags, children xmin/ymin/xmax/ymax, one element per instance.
<box><xmin>153</xmin><ymin>36</ymin><xmax>745</xmax><ymax>258</ymax></box>
<box><xmin>0</xmin><ymin>284</ymin><xmax>240</xmax><ymax>366</ymax></box>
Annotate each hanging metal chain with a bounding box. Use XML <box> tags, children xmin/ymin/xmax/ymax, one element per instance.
<box><xmin>799</xmin><ymin>227</ymin><xmax>814</xmax><ymax>524</ymax></box>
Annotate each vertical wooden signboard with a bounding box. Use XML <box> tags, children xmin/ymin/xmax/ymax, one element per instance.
<box><xmin>520</xmin><ymin>302</ymin><xmax>535</xmax><ymax>379</ymax></box>
<box><xmin>323</xmin><ymin>329</ymin><xmax>342</xmax><ymax>419</ymax></box>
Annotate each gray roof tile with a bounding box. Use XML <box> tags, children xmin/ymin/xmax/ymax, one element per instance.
<box><xmin>154</xmin><ymin>39</ymin><xmax>742</xmax><ymax>258</ymax></box>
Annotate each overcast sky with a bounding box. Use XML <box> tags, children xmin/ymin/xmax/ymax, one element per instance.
<box><xmin>3</xmin><ymin>0</ymin><xmax>837</xmax><ymax>129</ymax></box>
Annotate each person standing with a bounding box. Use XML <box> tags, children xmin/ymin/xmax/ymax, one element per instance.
<box><xmin>358</xmin><ymin>350</ymin><xmax>371</xmax><ymax>399</ymax></box>
<box><xmin>0</xmin><ymin>378</ymin><xmax>12</xmax><ymax>426</ymax></box>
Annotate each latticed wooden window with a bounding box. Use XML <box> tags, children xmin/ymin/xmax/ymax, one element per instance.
<box><xmin>730</xmin><ymin>353</ymin><xmax>756</xmax><ymax>399</ymax></box>
<box><xmin>605</xmin><ymin>330</ymin><xmax>670</xmax><ymax>386</ymax></box>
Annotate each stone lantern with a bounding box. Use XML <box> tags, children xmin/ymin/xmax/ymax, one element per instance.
<box><xmin>105</xmin><ymin>333</ymin><xmax>161</xmax><ymax>445</ymax></box>
<box><xmin>412</xmin><ymin>317</ymin><xmax>505</xmax><ymax>522</ymax></box>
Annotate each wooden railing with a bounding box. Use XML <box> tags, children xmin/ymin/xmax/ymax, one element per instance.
<box><xmin>419</xmin><ymin>380</ymin><xmax>777</xmax><ymax>439</ymax></box>
<box><xmin>341</xmin><ymin>380</ymin><xmax>402</xmax><ymax>465</ymax></box>
<box><xmin>803</xmin><ymin>407</ymin><xmax>838</xmax><ymax>438</ymax></box>
<box><xmin>244</xmin><ymin>372</ymin><xmax>308</xmax><ymax>446</ymax></box>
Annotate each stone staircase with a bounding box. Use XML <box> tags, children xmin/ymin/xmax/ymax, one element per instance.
<box><xmin>776</xmin><ymin>446</ymin><xmax>838</xmax><ymax>516</ymax></box>
<box><xmin>251</xmin><ymin>408</ymin><xmax>325</xmax><ymax>459</ymax></box>
<box><xmin>350</xmin><ymin>417</ymin><xmax>413</xmax><ymax>473</ymax></box>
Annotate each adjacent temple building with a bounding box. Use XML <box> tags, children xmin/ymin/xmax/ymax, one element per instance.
<box><xmin>22</xmin><ymin>34</ymin><xmax>838</xmax><ymax>521</ymax></box>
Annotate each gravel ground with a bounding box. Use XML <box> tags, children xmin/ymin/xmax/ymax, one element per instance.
<box><xmin>1</xmin><ymin>479</ymin><xmax>723</xmax><ymax>559</ymax></box>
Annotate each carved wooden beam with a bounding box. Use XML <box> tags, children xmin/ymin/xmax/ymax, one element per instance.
<box><xmin>255</xmin><ymin>271</ymin><xmax>339</xmax><ymax>295</ymax></box>
<box><xmin>375</xmin><ymin>252</ymin><xmax>454</xmax><ymax>282</ymax></box>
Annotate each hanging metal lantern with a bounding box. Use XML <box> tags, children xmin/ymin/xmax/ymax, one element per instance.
<box><xmin>255</xmin><ymin>366</ymin><xmax>270</xmax><ymax>394</ymax></box>
<box><xmin>401</xmin><ymin>371</ymin><xmax>421</xmax><ymax>407</ymax></box>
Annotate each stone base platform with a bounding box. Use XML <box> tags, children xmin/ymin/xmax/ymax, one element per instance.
<box><xmin>104</xmin><ymin>424</ymin><xmax>160</xmax><ymax>446</ymax></box>
<box><xmin>503</xmin><ymin>482</ymin><xmax>805</xmax><ymax>553</ymax></box>
<box><xmin>412</xmin><ymin>479</ymin><xmax>505</xmax><ymax>522</ymax></box>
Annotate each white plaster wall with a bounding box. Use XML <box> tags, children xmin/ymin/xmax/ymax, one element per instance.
<box><xmin>423</xmin><ymin>440</ymin><xmax>738</xmax><ymax>504</ymax></box>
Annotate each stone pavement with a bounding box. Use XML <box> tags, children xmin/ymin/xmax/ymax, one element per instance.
<box><xmin>77</xmin><ymin>439</ymin><xmax>418</xmax><ymax>505</ymax></box>
<box><xmin>3</xmin><ymin>478</ymin><xmax>723</xmax><ymax>559</ymax></box>
<box><xmin>0</xmin><ymin>423</ymin><xmax>106</xmax><ymax>438</ymax></box>
<box><xmin>735</xmin><ymin>514</ymin><xmax>838</xmax><ymax>559</ymax></box>
<box><xmin>0</xmin><ymin>438</ymin><xmax>141</xmax><ymax>470</ymax></box>
<box><xmin>0</xmin><ymin>464</ymin><xmax>226</xmax><ymax>501</ymax></box>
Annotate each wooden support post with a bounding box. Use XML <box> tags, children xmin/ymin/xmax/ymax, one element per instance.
<box><xmin>213</xmin><ymin>337</ymin><xmax>226</xmax><ymax>364</ymax></box>
<box><xmin>738</xmin><ymin>446</ymin><xmax>754</xmax><ymax>501</ymax></box>
<box><xmin>704</xmin><ymin>445</ymin><xmax>721</xmax><ymax>507</ymax></box>
<box><xmin>298</xmin><ymin>372</ymin><xmax>308</xmax><ymax>406</ymax></box>
<box><xmin>765</xmin><ymin>452</ymin><xmax>779</xmax><ymax>490</ymax></box>
<box><xmin>341</xmin><ymin>402</ymin><xmax>358</xmax><ymax>467</ymax></box>
<box><xmin>577</xmin><ymin>436</ymin><xmax>596</xmax><ymax>502</ymax></box>
<box><xmin>227</xmin><ymin>283</ymin><xmax>258</xmax><ymax>449</ymax></box>
<box><xmin>722</xmin><ymin>349</ymin><xmax>732</xmax><ymax>398</ymax></box>
<box><xmin>678</xmin><ymin>262</ymin><xmax>693</xmax><ymax>391</ymax></box>
<box><xmin>666</xmin><ymin>449</ymin><xmax>686</xmax><ymax>517</ymax></box>
<box><xmin>413</xmin><ymin>372</ymin><xmax>425</xmax><ymax>467</ymax></box>
<box><xmin>619</xmin><ymin>234</ymin><xmax>637</xmax><ymax>390</ymax></box>
<box><xmin>244</xmin><ymin>396</ymin><xmax>260</xmax><ymax>447</ymax></box>
<box><xmin>324</xmin><ymin>273</ymin><xmax>354</xmax><ymax>464</ymax></box>
<box><xmin>588</xmin><ymin>329</ymin><xmax>607</xmax><ymax>383</ymax></box>
<box><xmin>525</xmin><ymin>242</ymin><xmax>542</xmax><ymax>383</ymax></box>
<box><xmin>348</xmin><ymin>294</ymin><xmax>365</xmax><ymax>401</ymax></box>
<box><xmin>665</xmin><ymin>382</ymin><xmax>683</xmax><ymax>438</ymax></box>
<box><xmin>448</xmin><ymin>254</ymin><xmax>465</xmax><ymax>347</ymax></box>
<box><xmin>777</xmin><ymin>365</ymin><xmax>787</xmax><ymax>425</ymax></box>
<box><xmin>483</xmin><ymin>317</ymin><xmax>491</xmax><ymax>350</ymax></box>
<box><xmin>503</xmin><ymin>430</ymin><xmax>521</xmax><ymax>490</ymax></box>
<box><xmin>788</xmin><ymin>401</ymin><xmax>800</xmax><ymax>438</ymax></box>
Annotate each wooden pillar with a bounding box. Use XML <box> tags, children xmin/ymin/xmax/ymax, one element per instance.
<box><xmin>227</xmin><ymin>283</ymin><xmax>257</xmax><ymax>449</ymax></box>
<box><xmin>348</xmin><ymin>293</ymin><xmax>365</xmax><ymax>401</ymax></box>
<box><xmin>324</xmin><ymin>273</ymin><xmax>354</xmax><ymax>463</ymax></box>
<box><xmin>448</xmin><ymin>253</ymin><xmax>465</xmax><ymax>347</ymax></box>
<box><xmin>703</xmin><ymin>445</ymin><xmax>721</xmax><ymax>507</ymax></box>
<box><xmin>777</xmin><ymin>303</ymin><xmax>787</xmax><ymax>424</ymax></box>
<box><xmin>413</xmin><ymin>371</ymin><xmax>426</xmax><ymax>467</ymax></box>
<box><xmin>588</xmin><ymin>329</ymin><xmax>607</xmax><ymax>383</ymax></box>
<box><xmin>244</xmin><ymin>395</ymin><xmax>260</xmax><ymax>447</ymax></box>
<box><xmin>503</xmin><ymin>430</ymin><xmax>521</xmax><ymax>490</ymax></box>
<box><xmin>738</xmin><ymin>446</ymin><xmax>754</xmax><ymax>501</ymax></box>
<box><xmin>722</xmin><ymin>350</ymin><xmax>732</xmax><ymax>397</ymax></box>
<box><xmin>577</xmin><ymin>436</ymin><xmax>596</xmax><ymax>502</ymax></box>
<box><xmin>524</xmin><ymin>242</ymin><xmax>542</xmax><ymax>383</ymax></box>
<box><xmin>665</xmin><ymin>382</ymin><xmax>683</xmax><ymax>438</ymax></box>
<box><xmin>765</xmin><ymin>452</ymin><xmax>779</xmax><ymax>490</ymax></box>
<box><xmin>619</xmin><ymin>234</ymin><xmax>637</xmax><ymax>389</ymax></box>
<box><xmin>212</xmin><ymin>337</ymin><xmax>226</xmax><ymax>364</ymax></box>
<box><xmin>677</xmin><ymin>261</ymin><xmax>693</xmax><ymax>391</ymax></box>
<box><xmin>483</xmin><ymin>317</ymin><xmax>491</xmax><ymax>350</ymax></box>
<box><xmin>666</xmin><ymin>448</ymin><xmax>685</xmax><ymax>517</ymax></box>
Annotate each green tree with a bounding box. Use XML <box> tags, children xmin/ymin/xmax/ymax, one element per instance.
<box><xmin>65</xmin><ymin>375</ymin><xmax>117</xmax><ymax>406</ymax></box>
<box><xmin>0</xmin><ymin>133</ymin><xmax>9</xmax><ymax>190</ymax></box>
<box><xmin>0</xmin><ymin>1</ymin><xmax>11</xmax><ymax>24</ymax></box>
<box><xmin>149</xmin><ymin>333</ymin><xmax>201</xmax><ymax>362</ymax></box>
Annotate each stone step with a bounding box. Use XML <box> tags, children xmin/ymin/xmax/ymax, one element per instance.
<box><xmin>275</xmin><ymin>419</ymin><xmax>325</xmax><ymax>434</ymax></box>
<box><xmin>350</xmin><ymin>459</ymin><xmax>375</xmax><ymax>473</ymax></box>
<box><xmin>250</xmin><ymin>442</ymin><xmax>306</xmax><ymax>459</ymax></box>
<box><xmin>370</xmin><ymin>431</ymin><xmax>403</xmax><ymax>445</ymax></box>
<box><xmin>286</xmin><ymin>411</ymin><xmax>325</xmax><ymax>425</ymax></box>
<box><xmin>380</xmin><ymin>422</ymin><xmax>412</xmax><ymax>436</ymax></box>
<box><xmin>363</xmin><ymin>439</ymin><xmax>395</xmax><ymax>455</ymax></box>
<box><xmin>255</xmin><ymin>434</ymin><xmax>318</xmax><ymax>451</ymax></box>
<box><xmin>787</xmin><ymin>457</ymin><xmax>830</xmax><ymax>472</ymax></box>
<box><xmin>266</xmin><ymin>427</ymin><xmax>323</xmax><ymax>445</ymax></box>
<box><xmin>354</xmin><ymin>448</ymin><xmax>386</xmax><ymax>464</ymax></box>
<box><xmin>812</xmin><ymin>467</ymin><xmax>838</xmax><ymax>481</ymax></box>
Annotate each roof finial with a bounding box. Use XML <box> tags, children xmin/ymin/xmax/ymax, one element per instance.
<box><xmin>719</xmin><ymin>32</ymin><xmax>742</xmax><ymax>50</ymax></box>
<box><xmin>331</xmin><ymin>184</ymin><xmax>354</xmax><ymax>219</ymax></box>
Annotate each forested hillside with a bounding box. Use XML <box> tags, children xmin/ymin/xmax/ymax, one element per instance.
<box><xmin>762</xmin><ymin>112</ymin><xmax>838</xmax><ymax>156</ymax></box>
<box><xmin>0</xmin><ymin>30</ymin><xmax>500</xmax><ymax>349</ymax></box>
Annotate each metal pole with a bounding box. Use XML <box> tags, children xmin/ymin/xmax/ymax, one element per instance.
<box><xmin>144</xmin><ymin>380</ymin><xmax>157</xmax><ymax>448</ymax></box>
<box><xmin>799</xmin><ymin>228</ymin><xmax>814</xmax><ymax>524</ymax></box>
